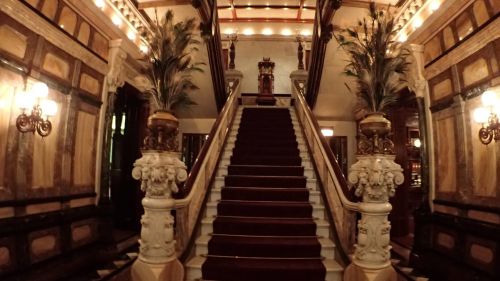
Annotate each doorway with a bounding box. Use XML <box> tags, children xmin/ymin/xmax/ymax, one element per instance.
<box><xmin>109</xmin><ymin>83</ymin><xmax>149</xmax><ymax>231</ymax></box>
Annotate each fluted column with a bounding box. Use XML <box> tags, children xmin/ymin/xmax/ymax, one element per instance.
<box><xmin>344</xmin><ymin>155</ymin><xmax>404</xmax><ymax>281</ymax></box>
<box><xmin>131</xmin><ymin>151</ymin><xmax>187</xmax><ymax>281</ymax></box>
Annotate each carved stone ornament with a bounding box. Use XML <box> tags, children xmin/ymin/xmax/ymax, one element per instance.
<box><xmin>131</xmin><ymin>151</ymin><xmax>188</xmax><ymax>198</ymax></box>
<box><xmin>348</xmin><ymin>155</ymin><xmax>404</xmax><ymax>202</ymax></box>
<box><xmin>347</xmin><ymin>155</ymin><xmax>404</xmax><ymax>270</ymax></box>
<box><xmin>131</xmin><ymin>151</ymin><xmax>188</xmax><ymax>264</ymax></box>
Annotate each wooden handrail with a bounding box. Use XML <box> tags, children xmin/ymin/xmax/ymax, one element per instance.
<box><xmin>292</xmin><ymin>81</ymin><xmax>358</xmax><ymax>265</ymax></box>
<box><xmin>174</xmin><ymin>80</ymin><xmax>241</xmax><ymax>259</ymax></box>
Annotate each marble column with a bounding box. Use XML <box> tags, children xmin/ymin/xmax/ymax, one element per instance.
<box><xmin>344</xmin><ymin>155</ymin><xmax>404</xmax><ymax>281</ymax></box>
<box><xmin>131</xmin><ymin>151</ymin><xmax>188</xmax><ymax>281</ymax></box>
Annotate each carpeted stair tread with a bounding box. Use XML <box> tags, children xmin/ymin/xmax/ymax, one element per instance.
<box><xmin>227</xmin><ymin>165</ymin><xmax>304</xmax><ymax>176</ymax></box>
<box><xmin>232</xmin><ymin>146</ymin><xmax>299</xmax><ymax>156</ymax></box>
<box><xmin>202</xmin><ymin>256</ymin><xmax>326</xmax><ymax>281</ymax></box>
<box><xmin>224</xmin><ymin>175</ymin><xmax>307</xmax><ymax>188</ymax></box>
<box><xmin>212</xmin><ymin>216</ymin><xmax>317</xmax><ymax>236</ymax></box>
<box><xmin>217</xmin><ymin>200</ymin><xmax>313</xmax><ymax>218</ymax></box>
<box><xmin>230</xmin><ymin>155</ymin><xmax>302</xmax><ymax>166</ymax></box>
<box><xmin>220</xmin><ymin>187</ymin><xmax>310</xmax><ymax>201</ymax></box>
<box><xmin>207</xmin><ymin>235</ymin><xmax>322</xmax><ymax>257</ymax></box>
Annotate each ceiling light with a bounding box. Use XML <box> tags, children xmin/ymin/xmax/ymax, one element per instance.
<box><xmin>242</xmin><ymin>28</ymin><xmax>254</xmax><ymax>36</ymax></box>
<box><xmin>94</xmin><ymin>0</ymin><xmax>105</xmax><ymax>9</ymax></box>
<box><xmin>140</xmin><ymin>43</ymin><xmax>149</xmax><ymax>53</ymax></box>
<box><xmin>265</xmin><ymin>7</ymin><xmax>270</xmax><ymax>10</ymax></box>
<box><xmin>413</xmin><ymin>17</ymin><xmax>423</xmax><ymax>28</ymax></box>
<box><xmin>281</xmin><ymin>28</ymin><xmax>292</xmax><ymax>36</ymax></box>
<box><xmin>321</xmin><ymin>128</ymin><xmax>334</xmax><ymax>137</ymax></box>
<box><xmin>112</xmin><ymin>14</ymin><xmax>122</xmax><ymax>27</ymax></box>
<box><xmin>224</xmin><ymin>28</ymin><xmax>235</xmax><ymax>35</ymax></box>
<box><xmin>430</xmin><ymin>0</ymin><xmax>440</xmax><ymax>11</ymax></box>
<box><xmin>398</xmin><ymin>33</ymin><xmax>408</xmax><ymax>42</ymax></box>
<box><xmin>262</xmin><ymin>28</ymin><xmax>273</xmax><ymax>35</ymax></box>
<box><xmin>300</xmin><ymin>29</ymin><xmax>311</xmax><ymax>36</ymax></box>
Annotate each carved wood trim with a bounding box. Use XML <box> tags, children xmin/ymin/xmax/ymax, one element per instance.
<box><xmin>456</xmin><ymin>43</ymin><xmax>496</xmax><ymax>91</ymax></box>
<box><xmin>0</xmin><ymin>11</ymin><xmax>38</xmax><ymax>69</ymax></box>
<box><xmin>428</xmin><ymin>68</ymin><xmax>456</xmax><ymax>105</ymax></box>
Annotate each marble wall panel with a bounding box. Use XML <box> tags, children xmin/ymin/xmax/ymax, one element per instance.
<box><xmin>42</xmin><ymin>52</ymin><xmax>70</xmax><ymax>80</ymax></box>
<box><xmin>468</xmin><ymin>97</ymin><xmax>497</xmax><ymax>197</ymax></box>
<box><xmin>71</xmin><ymin>219</ymin><xmax>96</xmax><ymax>248</ymax></box>
<box><xmin>473</xmin><ymin>0</ymin><xmax>490</xmax><ymax>26</ymax></box>
<box><xmin>489</xmin><ymin>0</ymin><xmax>500</xmax><ymax>13</ymax></box>
<box><xmin>58</xmin><ymin>6</ymin><xmax>77</xmax><ymax>36</ymax></box>
<box><xmin>0</xmin><ymin>207</ymin><xmax>15</xmax><ymax>219</ymax></box>
<box><xmin>29</xmin><ymin>228</ymin><xmax>60</xmax><ymax>262</ymax></box>
<box><xmin>73</xmin><ymin>110</ymin><xmax>97</xmax><ymax>188</ymax></box>
<box><xmin>79</xmin><ymin>73</ymin><xmax>100</xmax><ymax>96</ymax></box>
<box><xmin>424</xmin><ymin>35</ymin><xmax>442</xmax><ymax>64</ymax></box>
<box><xmin>41</xmin><ymin>0</ymin><xmax>58</xmax><ymax>21</ymax></box>
<box><xmin>0</xmin><ymin>246</ymin><xmax>10</xmax><ymax>268</ymax></box>
<box><xmin>456</xmin><ymin>11</ymin><xmax>474</xmax><ymax>41</ymax></box>
<box><xmin>443</xmin><ymin>26</ymin><xmax>456</xmax><ymax>50</ymax></box>
<box><xmin>432</xmin><ymin>78</ymin><xmax>453</xmax><ymax>101</ymax></box>
<box><xmin>77</xmin><ymin>22</ymin><xmax>90</xmax><ymax>46</ymax></box>
<box><xmin>91</xmin><ymin>32</ymin><xmax>109</xmax><ymax>59</ymax></box>
<box><xmin>467</xmin><ymin>210</ymin><xmax>500</xmax><ymax>224</ymax></box>
<box><xmin>435</xmin><ymin>115</ymin><xmax>457</xmax><ymax>193</ymax></box>
<box><xmin>0</xmin><ymin>24</ymin><xmax>27</xmax><ymax>59</ymax></box>
<box><xmin>470</xmin><ymin>243</ymin><xmax>494</xmax><ymax>264</ymax></box>
<box><xmin>26</xmin><ymin>202</ymin><xmax>61</xmax><ymax>215</ymax></box>
<box><xmin>437</xmin><ymin>231</ymin><xmax>455</xmax><ymax>249</ymax></box>
<box><xmin>462</xmin><ymin>58</ymin><xmax>490</xmax><ymax>87</ymax></box>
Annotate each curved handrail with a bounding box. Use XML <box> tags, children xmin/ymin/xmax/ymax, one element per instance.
<box><xmin>291</xmin><ymin>81</ymin><xmax>359</xmax><ymax>264</ymax></box>
<box><xmin>174</xmin><ymin>80</ymin><xmax>241</xmax><ymax>258</ymax></box>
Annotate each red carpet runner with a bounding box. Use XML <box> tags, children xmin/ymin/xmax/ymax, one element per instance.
<box><xmin>201</xmin><ymin>107</ymin><xmax>326</xmax><ymax>281</ymax></box>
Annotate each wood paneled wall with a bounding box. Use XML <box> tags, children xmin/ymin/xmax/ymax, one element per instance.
<box><xmin>0</xmin><ymin>3</ymin><xmax>106</xmax><ymax>279</ymax></box>
<box><xmin>411</xmin><ymin>1</ymin><xmax>500</xmax><ymax>280</ymax></box>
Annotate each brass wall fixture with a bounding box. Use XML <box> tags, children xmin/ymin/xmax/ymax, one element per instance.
<box><xmin>16</xmin><ymin>81</ymin><xmax>57</xmax><ymax>137</ymax></box>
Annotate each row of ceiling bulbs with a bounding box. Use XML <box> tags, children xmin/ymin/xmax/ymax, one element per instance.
<box><xmin>223</xmin><ymin>28</ymin><xmax>312</xmax><ymax>37</ymax></box>
<box><xmin>398</xmin><ymin>0</ymin><xmax>441</xmax><ymax>42</ymax></box>
<box><xmin>93</xmin><ymin>0</ymin><xmax>149</xmax><ymax>53</ymax></box>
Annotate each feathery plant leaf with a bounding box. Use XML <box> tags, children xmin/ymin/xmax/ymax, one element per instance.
<box><xmin>335</xmin><ymin>2</ymin><xmax>410</xmax><ymax>113</ymax></box>
<box><xmin>140</xmin><ymin>9</ymin><xmax>204</xmax><ymax>113</ymax></box>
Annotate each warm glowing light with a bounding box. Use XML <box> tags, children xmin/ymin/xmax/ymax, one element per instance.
<box><xmin>430</xmin><ymin>0</ymin><xmax>441</xmax><ymax>11</ymax></box>
<box><xmin>242</xmin><ymin>28</ymin><xmax>254</xmax><ymax>36</ymax></box>
<box><xmin>32</xmin><ymin>82</ymin><xmax>49</xmax><ymax>98</ymax></box>
<box><xmin>111</xmin><ymin>14</ymin><xmax>122</xmax><ymax>27</ymax></box>
<box><xmin>127</xmin><ymin>30</ymin><xmax>136</xmax><ymax>40</ymax></box>
<box><xmin>40</xmin><ymin>100</ymin><xmax>57</xmax><ymax>117</ymax></box>
<box><xmin>16</xmin><ymin>90</ymin><xmax>35</xmax><ymax>110</ymax></box>
<box><xmin>265</xmin><ymin>7</ymin><xmax>270</xmax><ymax>10</ymax></box>
<box><xmin>413</xmin><ymin>17</ymin><xmax>423</xmax><ymax>28</ymax></box>
<box><xmin>481</xmin><ymin>90</ymin><xmax>497</xmax><ymax>107</ymax></box>
<box><xmin>140</xmin><ymin>43</ymin><xmax>149</xmax><ymax>53</ymax></box>
<box><xmin>474</xmin><ymin>107</ymin><xmax>490</xmax><ymax>123</ymax></box>
<box><xmin>413</xmin><ymin>139</ymin><xmax>421</xmax><ymax>148</ymax></box>
<box><xmin>223</xmin><ymin>28</ymin><xmax>235</xmax><ymax>35</ymax></box>
<box><xmin>281</xmin><ymin>28</ymin><xmax>292</xmax><ymax>36</ymax></box>
<box><xmin>94</xmin><ymin>0</ymin><xmax>105</xmax><ymax>9</ymax></box>
<box><xmin>262</xmin><ymin>28</ymin><xmax>273</xmax><ymax>35</ymax></box>
<box><xmin>246</xmin><ymin>7</ymin><xmax>252</xmax><ymax>10</ymax></box>
<box><xmin>321</xmin><ymin>128</ymin><xmax>334</xmax><ymax>137</ymax></box>
<box><xmin>398</xmin><ymin>33</ymin><xmax>408</xmax><ymax>42</ymax></box>
<box><xmin>300</xmin><ymin>29</ymin><xmax>311</xmax><ymax>36</ymax></box>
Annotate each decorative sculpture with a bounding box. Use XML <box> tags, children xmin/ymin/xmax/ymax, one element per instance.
<box><xmin>256</xmin><ymin>57</ymin><xmax>276</xmax><ymax>105</ymax></box>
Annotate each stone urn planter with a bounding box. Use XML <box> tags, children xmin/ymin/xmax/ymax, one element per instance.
<box><xmin>144</xmin><ymin>110</ymin><xmax>179</xmax><ymax>151</ymax></box>
<box><xmin>358</xmin><ymin>112</ymin><xmax>394</xmax><ymax>155</ymax></box>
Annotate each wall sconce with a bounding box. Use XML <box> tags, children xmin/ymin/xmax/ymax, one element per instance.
<box><xmin>473</xmin><ymin>89</ymin><xmax>500</xmax><ymax>145</ymax></box>
<box><xmin>16</xmin><ymin>81</ymin><xmax>57</xmax><ymax>137</ymax></box>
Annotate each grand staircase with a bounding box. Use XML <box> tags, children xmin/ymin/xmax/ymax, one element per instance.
<box><xmin>186</xmin><ymin>106</ymin><xmax>343</xmax><ymax>281</ymax></box>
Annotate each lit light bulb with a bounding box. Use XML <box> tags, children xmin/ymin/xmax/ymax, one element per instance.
<box><xmin>139</xmin><ymin>43</ymin><xmax>149</xmax><ymax>53</ymax></box>
<box><xmin>413</xmin><ymin>139</ymin><xmax>421</xmax><ymax>148</ymax></box>
<box><xmin>94</xmin><ymin>0</ymin><xmax>105</xmax><ymax>9</ymax></box>
<box><xmin>262</xmin><ymin>28</ymin><xmax>273</xmax><ymax>36</ymax></box>
<box><xmin>300</xmin><ymin>29</ymin><xmax>311</xmax><ymax>36</ymax></box>
<box><xmin>430</xmin><ymin>0</ymin><xmax>440</xmax><ymax>12</ymax></box>
<box><xmin>32</xmin><ymin>82</ymin><xmax>49</xmax><ymax>98</ymax></box>
<box><xmin>321</xmin><ymin>128</ymin><xmax>334</xmax><ymax>137</ymax></box>
<box><xmin>413</xmin><ymin>18</ymin><xmax>423</xmax><ymax>28</ymax></box>
<box><xmin>16</xmin><ymin>90</ymin><xmax>35</xmax><ymax>110</ymax></box>
<box><xmin>281</xmin><ymin>28</ymin><xmax>292</xmax><ymax>36</ymax></box>
<box><xmin>473</xmin><ymin>107</ymin><xmax>489</xmax><ymax>124</ymax></box>
<box><xmin>224</xmin><ymin>28</ymin><xmax>234</xmax><ymax>35</ymax></box>
<box><xmin>242</xmin><ymin>28</ymin><xmax>254</xmax><ymax>36</ymax></box>
<box><xmin>481</xmin><ymin>90</ymin><xmax>497</xmax><ymax>107</ymax></box>
<box><xmin>127</xmin><ymin>30</ymin><xmax>136</xmax><ymax>40</ymax></box>
<box><xmin>40</xmin><ymin>99</ymin><xmax>58</xmax><ymax>117</ymax></box>
<box><xmin>111</xmin><ymin>14</ymin><xmax>122</xmax><ymax>27</ymax></box>
<box><xmin>399</xmin><ymin>33</ymin><xmax>408</xmax><ymax>42</ymax></box>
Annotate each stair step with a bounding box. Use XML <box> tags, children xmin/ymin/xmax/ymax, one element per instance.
<box><xmin>202</xmin><ymin>256</ymin><xmax>326</xmax><ymax>281</ymax></box>
<box><xmin>224</xmin><ymin>175</ymin><xmax>307</xmax><ymax>188</ymax></box>
<box><xmin>205</xmin><ymin>216</ymin><xmax>318</xmax><ymax>236</ymax></box>
<box><xmin>227</xmin><ymin>164</ymin><xmax>305</xmax><ymax>176</ymax></box>
<box><xmin>207</xmin><ymin>200</ymin><xmax>324</xmax><ymax>219</ymax></box>
<box><xmin>211</xmin><ymin>187</ymin><xmax>321</xmax><ymax>203</ymax></box>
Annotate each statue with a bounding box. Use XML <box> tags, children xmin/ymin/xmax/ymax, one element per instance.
<box><xmin>256</xmin><ymin>57</ymin><xmax>276</xmax><ymax>105</ymax></box>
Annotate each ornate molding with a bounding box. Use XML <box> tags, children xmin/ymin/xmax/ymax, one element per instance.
<box><xmin>131</xmin><ymin>151</ymin><xmax>187</xmax><ymax>264</ymax></box>
<box><xmin>132</xmin><ymin>151</ymin><xmax>187</xmax><ymax>198</ymax></box>
<box><xmin>107</xmin><ymin>40</ymin><xmax>128</xmax><ymax>92</ymax></box>
<box><xmin>348</xmin><ymin>155</ymin><xmax>404</xmax><ymax>202</ymax></box>
<box><xmin>0</xmin><ymin>0</ymin><xmax>108</xmax><ymax>74</ymax></box>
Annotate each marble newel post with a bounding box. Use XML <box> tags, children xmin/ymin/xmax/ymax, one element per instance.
<box><xmin>130</xmin><ymin>151</ymin><xmax>187</xmax><ymax>281</ymax></box>
<box><xmin>344</xmin><ymin>124</ymin><xmax>404</xmax><ymax>281</ymax></box>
